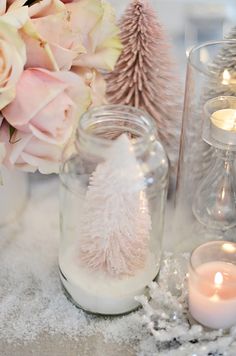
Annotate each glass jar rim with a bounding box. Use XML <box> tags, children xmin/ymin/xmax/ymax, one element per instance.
<box><xmin>76</xmin><ymin>105</ymin><xmax>157</xmax><ymax>153</ymax></box>
<box><xmin>189</xmin><ymin>240</ymin><xmax>236</xmax><ymax>284</ymax></box>
<box><xmin>188</xmin><ymin>40</ymin><xmax>236</xmax><ymax>77</ymax></box>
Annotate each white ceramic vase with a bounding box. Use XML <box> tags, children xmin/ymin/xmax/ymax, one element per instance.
<box><xmin>0</xmin><ymin>167</ymin><xmax>29</xmax><ymax>226</ymax></box>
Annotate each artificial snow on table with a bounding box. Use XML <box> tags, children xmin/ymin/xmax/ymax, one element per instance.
<box><xmin>0</xmin><ymin>176</ymin><xmax>236</xmax><ymax>356</ymax></box>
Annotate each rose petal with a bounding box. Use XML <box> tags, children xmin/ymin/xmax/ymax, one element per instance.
<box><xmin>3</xmin><ymin>127</ymin><xmax>62</xmax><ymax>173</ymax></box>
<box><xmin>2</xmin><ymin>68</ymin><xmax>68</xmax><ymax>126</ymax></box>
<box><xmin>29</xmin><ymin>92</ymin><xmax>75</xmax><ymax>144</ymax></box>
<box><xmin>73</xmin><ymin>67</ymin><xmax>106</xmax><ymax>107</ymax></box>
<box><xmin>66</xmin><ymin>0</ymin><xmax>122</xmax><ymax>71</ymax></box>
<box><xmin>21</xmin><ymin>136</ymin><xmax>61</xmax><ymax>174</ymax></box>
<box><xmin>0</xmin><ymin>21</ymin><xmax>26</xmax><ymax>109</ymax></box>
<box><xmin>0</xmin><ymin>1</ymin><xmax>6</xmax><ymax>16</ymax></box>
<box><xmin>52</xmin><ymin>70</ymin><xmax>91</xmax><ymax>119</ymax></box>
<box><xmin>23</xmin><ymin>2</ymin><xmax>85</xmax><ymax>70</ymax></box>
<box><xmin>22</xmin><ymin>20</ymin><xmax>59</xmax><ymax>71</ymax></box>
<box><xmin>29</xmin><ymin>0</ymin><xmax>65</xmax><ymax>18</ymax></box>
<box><xmin>2</xmin><ymin>2</ymin><xmax>29</xmax><ymax>29</ymax></box>
<box><xmin>8</xmin><ymin>131</ymin><xmax>32</xmax><ymax>165</ymax></box>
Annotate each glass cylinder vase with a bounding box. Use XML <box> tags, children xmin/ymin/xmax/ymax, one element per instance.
<box><xmin>174</xmin><ymin>40</ymin><xmax>236</xmax><ymax>252</ymax></box>
<box><xmin>59</xmin><ymin>105</ymin><xmax>169</xmax><ymax>315</ymax></box>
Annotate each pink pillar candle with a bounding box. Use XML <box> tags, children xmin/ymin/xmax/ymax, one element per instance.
<box><xmin>188</xmin><ymin>241</ymin><xmax>236</xmax><ymax>329</ymax></box>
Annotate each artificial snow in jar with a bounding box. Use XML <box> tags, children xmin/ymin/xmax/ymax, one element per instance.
<box><xmin>59</xmin><ymin>105</ymin><xmax>168</xmax><ymax>315</ymax></box>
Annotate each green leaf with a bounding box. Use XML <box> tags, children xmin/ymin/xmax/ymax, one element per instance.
<box><xmin>9</xmin><ymin>125</ymin><xmax>15</xmax><ymax>141</ymax></box>
<box><xmin>25</xmin><ymin>0</ymin><xmax>39</xmax><ymax>6</ymax></box>
<box><xmin>9</xmin><ymin>125</ymin><xmax>21</xmax><ymax>144</ymax></box>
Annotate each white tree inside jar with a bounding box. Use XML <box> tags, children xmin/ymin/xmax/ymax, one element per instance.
<box><xmin>59</xmin><ymin>105</ymin><xmax>169</xmax><ymax>315</ymax></box>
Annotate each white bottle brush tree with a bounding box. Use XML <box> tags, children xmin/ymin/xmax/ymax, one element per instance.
<box><xmin>206</xmin><ymin>26</ymin><xmax>236</xmax><ymax>100</ymax></box>
<box><xmin>79</xmin><ymin>134</ymin><xmax>151</xmax><ymax>277</ymax></box>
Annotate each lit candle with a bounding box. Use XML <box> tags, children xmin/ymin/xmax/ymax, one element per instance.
<box><xmin>188</xmin><ymin>241</ymin><xmax>236</xmax><ymax>329</ymax></box>
<box><xmin>210</xmin><ymin>108</ymin><xmax>236</xmax><ymax>145</ymax></box>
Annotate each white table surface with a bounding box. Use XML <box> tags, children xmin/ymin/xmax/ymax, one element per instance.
<box><xmin>0</xmin><ymin>175</ymin><xmax>142</xmax><ymax>356</ymax></box>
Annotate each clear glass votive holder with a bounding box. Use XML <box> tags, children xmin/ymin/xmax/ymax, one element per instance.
<box><xmin>192</xmin><ymin>95</ymin><xmax>236</xmax><ymax>231</ymax></box>
<box><xmin>188</xmin><ymin>241</ymin><xmax>236</xmax><ymax>329</ymax></box>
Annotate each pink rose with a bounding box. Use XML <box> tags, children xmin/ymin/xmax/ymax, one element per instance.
<box><xmin>2</xmin><ymin>68</ymin><xmax>91</xmax><ymax>173</ymax></box>
<box><xmin>21</xmin><ymin>0</ymin><xmax>85</xmax><ymax>70</ymax></box>
<box><xmin>0</xmin><ymin>121</ymin><xmax>62</xmax><ymax>173</ymax></box>
<box><xmin>22</xmin><ymin>0</ymin><xmax>121</xmax><ymax>72</ymax></box>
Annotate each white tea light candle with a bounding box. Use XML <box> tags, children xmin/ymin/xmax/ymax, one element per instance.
<box><xmin>188</xmin><ymin>241</ymin><xmax>236</xmax><ymax>329</ymax></box>
<box><xmin>202</xmin><ymin>96</ymin><xmax>236</xmax><ymax>149</ymax></box>
<box><xmin>210</xmin><ymin>108</ymin><xmax>236</xmax><ymax>145</ymax></box>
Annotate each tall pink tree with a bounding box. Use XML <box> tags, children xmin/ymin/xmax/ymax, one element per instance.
<box><xmin>106</xmin><ymin>0</ymin><xmax>181</xmax><ymax>177</ymax></box>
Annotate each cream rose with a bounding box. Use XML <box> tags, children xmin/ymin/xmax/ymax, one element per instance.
<box><xmin>0</xmin><ymin>20</ymin><xmax>26</xmax><ymax>110</ymax></box>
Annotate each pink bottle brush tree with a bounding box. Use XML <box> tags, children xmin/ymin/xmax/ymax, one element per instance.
<box><xmin>106</xmin><ymin>0</ymin><xmax>182</xmax><ymax>180</ymax></box>
<box><xmin>79</xmin><ymin>134</ymin><xmax>151</xmax><ymax>277</ymax></box>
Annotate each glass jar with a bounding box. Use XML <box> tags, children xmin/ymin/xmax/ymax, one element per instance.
<box><xmin>59</xmin><ymin>105</ymin><xmax>169</xmax><ymax>315</ymax></box>
<box><xmin>174</xmin><ymin>40</ymin><xmax>236</xmax><ymax>252</ymax></box>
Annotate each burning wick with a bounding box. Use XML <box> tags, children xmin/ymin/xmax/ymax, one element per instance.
<box><xmin>214</xmin><ymin>272</ymin><xmax>223</xmax><ymax>288</ymax></box>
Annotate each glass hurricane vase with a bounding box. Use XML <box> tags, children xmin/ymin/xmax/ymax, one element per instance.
<box><xmin>173</xmin><ymin>40</ymin><xmax>236</xmax><ymax>252</ymax></box>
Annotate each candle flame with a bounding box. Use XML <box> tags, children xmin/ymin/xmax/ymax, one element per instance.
<box><xmin>214</xmin><ymin>272</ymin><xmax>223</xmax><ymax>286</ymax></box>
<box><xmin>222</xmin><ymin>69</ymin><xmax>231</xmax><ymax>85</ymax></box>
<box><xmin>222</xmin><ymin>243</ymin><xmax>236</xmax><ymax>253</ymax></box>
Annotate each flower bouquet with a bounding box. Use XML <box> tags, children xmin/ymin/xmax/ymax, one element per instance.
<box><xmin>0</xmin><ymin>0</ymin><xmax>121</xmax><ymax>224</ymax></box>
<box><xmin>0</xmin><ymin>0</ymin><xmax>121</xmax><ymax>173</ymax></box>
